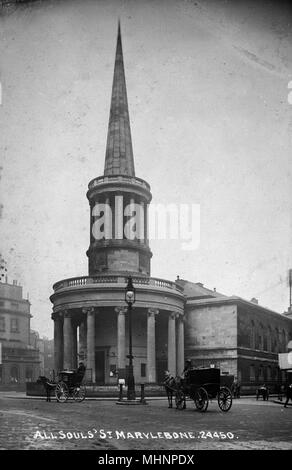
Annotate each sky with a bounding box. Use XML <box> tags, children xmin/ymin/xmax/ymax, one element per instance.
<box><xmin>0</xmin><ymin>0</ymin><xmax>291</xmax><ymax>338</ymax></box>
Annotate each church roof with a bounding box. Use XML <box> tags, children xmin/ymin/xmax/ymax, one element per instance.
<box><xmin>176</xmin><ymin>278</ymin><xmax>226</xmax><ymax>299</ymax></box>
<box><xmin>104</xmin><ymin>22</ymin><xmax>135</xmax><ymax>177</ymax></box>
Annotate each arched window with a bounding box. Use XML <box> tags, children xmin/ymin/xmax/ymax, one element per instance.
<box><xmin>274</xmin><ymin>328</ymin><xmax>279</xmax><ymax>353</ymax></box>
<box><xmin>250</xmin><ymin>365</ymin><xmax>255</xmax><ymax>382</ymax></box>
<box><xmin>282</xmin><ymin>329</ymin><xmax>287</xmax><ymax>352</ymax></box>
<box><xmin>10</xmin><ymin>366</ymin><xmax>19</xmax><ymax>383</ymax></box>
<box><xmin>267</xmin><ymin>327</ymin><xmax>272</xmax><ymax>352</ymax></box>
<box><xmin>267</xmin><ymin>366</ymin><xmax>272</xmax><ymax>381</ymax></box>
<box><xmin>259</xmin><ymin>324</ymin><xmax>264</xmax><ymax>350</ymax></box>
<box><xmin>250</xmin><ymin>321</ymin><xmax>255</xmax><ymax>349</ymax></box>
<box><xmin>258</xmin><ymin>365</ymin><xmax>264</xmax><ymax>382</ymax></box>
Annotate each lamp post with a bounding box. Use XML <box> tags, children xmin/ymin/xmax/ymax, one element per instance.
<box><xmin>125</xmin><ymin>276</ymin><xmax>136</xmax><ymax>400</ymax></box>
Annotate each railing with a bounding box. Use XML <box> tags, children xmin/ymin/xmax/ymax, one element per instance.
<box><xmin>53</xmin><ymin>274</ymin><xmax>184</xmax><ymax>293</ymax></box>
<box><xmin>88</xmin><ymin>175</ymin><xmax>151</xmax><ymax>192</ymax></box>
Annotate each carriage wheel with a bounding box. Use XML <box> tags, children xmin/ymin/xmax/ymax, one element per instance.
<box><xmin>194</xmin><ymin>387</ymin><xmax>208</xmax><ymax>412</ymax></box>
<box><xmin>175</xmin><ymin>390</ymin><xmax>185</xmax><ymax>410</ymax></box>
<box><xmin>218</xmin><ymin>386</ymin><xmax>232</xmax><ymax>412</ymax></box>
<box><xmin>73</xmin><ymin>385</ymin><xmax>86</xmax><ymax>403</ymax></box>
<box><xmin>55</xmin><ymin>382</ymin><xmax>69</xmax><ymax>403</ymax></box>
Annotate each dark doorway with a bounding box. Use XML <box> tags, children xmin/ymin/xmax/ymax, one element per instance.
<box><xmin>157</xmin><ymin>359</ymin><xmax>167</xmax><ymax>383</ymax></box>
<box><xmin>95</xmin><ymin>350</ymin><xmax>105</xmax><ymax>384</ymax></box>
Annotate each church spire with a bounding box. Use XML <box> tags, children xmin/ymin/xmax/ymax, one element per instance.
<box><xmin>104</xmin><ymin>22</ymin><xmax>135</xmax><ymax>177</ymax></box>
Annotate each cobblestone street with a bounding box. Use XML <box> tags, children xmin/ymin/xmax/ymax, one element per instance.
<box><xmin>0</xmin><ymin>393</ymin><xmax>291</xmax><ymax>451</ymax></box>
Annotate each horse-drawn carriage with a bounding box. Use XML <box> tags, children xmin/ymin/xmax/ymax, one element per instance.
<box><xmin>256</xmin><ymin>385</ymin><xmax>269</xmax><ymax>401</ymax></box>
<box><xmin>54</xmin><ymin>370</ymin><xmax>86</xmax><ymax>402</ymax></box>
<box><xmin>165</xmin><ymin>367</ymin><xmax>232</xmax><ymax>412</ymax></box>
<box><xmin>38</xmin><ymin>366</ymin><xmax>86</xmax><ymax>403</ymax></box>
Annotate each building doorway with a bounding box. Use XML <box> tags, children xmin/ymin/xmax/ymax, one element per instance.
<box><xmin>95</xmin><ymin>350</ymin><xmax>105</xmax><ymax>384</ymax></box>
<box><xmin>157</xmin><ymin>359</ymin><xmax>167</xmax><ymax>383</ymax></box>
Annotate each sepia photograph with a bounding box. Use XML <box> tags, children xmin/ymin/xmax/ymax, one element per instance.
<box><xmin>0</xmin><ymin>0</ymin><xmax>291</xmax><ymax>461</ymax></box>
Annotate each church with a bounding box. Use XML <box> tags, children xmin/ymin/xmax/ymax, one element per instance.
<box><xmin>50</xmin><ymin>24</ymin><xmax>292</xmax><ymax>392</ymax></box>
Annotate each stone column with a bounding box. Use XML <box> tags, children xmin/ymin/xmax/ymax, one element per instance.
<box><xmin>144</xmin><ymin>202</ymin><xmax>148</xmax><ymax>245</ymax></box>
<box><xmin>72</xmin><ymin>322</ymin><xmax>77</xmax><ymax>370</ymax></box>
<box><xmin>53</xmin><ymin>312</ymin><xmax>63</xmax><ymax>373</ymax></box>
<box><xmin>177</xmin><ymin>315</ymin><xmax>185</xmax><ymax>376</ymax></box>
<box><xmin>79</xmin><ymin>315</ymin><xmax>87</xmax><ymax>362</ymax></box>
<box><xmin>84</xmin><ymin>307</ymin><xmax>95</xmax><ymax>383</ymax></box>
<box><xmin>168</xmin><ymin>312</ymin><xmax>177</xmax><ymax>376</ymax></box>
<box><xmin>63</xmin><ymin>310</ymin><xmax>73</xmax><ymax>370</ymax></box>
<box><xmin>105</xmin><ymin>195</ymin><xmax>112</xmax><ymax>239</ymax></box>
<box><xmin>115</xmin><ymin>307</ymin><xmax>127</xmax><ymax>378</ymax></box>
<box><xmin>147</xmin><ymin>309</ymin><xmax>159</xmax><ymax>383</ymax></box>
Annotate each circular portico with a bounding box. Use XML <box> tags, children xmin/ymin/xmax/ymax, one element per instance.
<box><xmin>50</xmin><ymin>274</ymin><xmax>185</xmax><ymax>384</ymax></box>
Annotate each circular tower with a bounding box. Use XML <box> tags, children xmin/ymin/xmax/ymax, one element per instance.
<box><xmin>86</xmin><ymin>23</ymin><xmax>152</xmax><ymax>276</ymax></box>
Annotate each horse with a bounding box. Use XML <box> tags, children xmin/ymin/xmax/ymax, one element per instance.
<box><xmin>174</xmin><ymin>375</ymin><xmax>187</xmax><ymax>410</ymax></box>
<box><xmin>37</xmin><ymin>376</ymin><xmax>56</xmax><ymax>402</ymax></box>
<box><xmin>163</xmin><ymin>372</ymin><xmax>177</xmax><ymax>408</ymax></box>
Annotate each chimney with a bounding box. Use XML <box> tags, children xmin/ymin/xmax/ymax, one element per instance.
<box><xmin>250</xmin><ymin>297</ymin><xmax>258</xmax><ymax>304</ymax></box>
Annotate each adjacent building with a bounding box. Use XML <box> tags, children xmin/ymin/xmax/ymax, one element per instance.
<box><xmin>0</xmin><ymin>279</ymin><xmax>40</xmax><ymax>387</ymax></box>
<box><xmin>180</xmin><ymin>279</ymin><xmax>292</xmax><ymax>392</ymax></box>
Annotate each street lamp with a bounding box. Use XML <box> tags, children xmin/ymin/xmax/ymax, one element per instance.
<box><xmin>125</xmin><ymin>276</ymin><xmax>136</xmax><ymax>400</ymax></box>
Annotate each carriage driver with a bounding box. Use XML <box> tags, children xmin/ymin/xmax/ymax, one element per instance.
<box><xmin>182</xmin><ymin>359</ymin><xmax>192</xmax><ymax>379</ymax></box>
<box><xmin>76</xmin><ymin>361</ymin><xmax>86</xmax><ymax>383</ymax></box>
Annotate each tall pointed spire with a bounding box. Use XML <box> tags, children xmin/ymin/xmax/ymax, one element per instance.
<box><xmin>104</xmin><ymin>22</ymin><xmax>135</xmax><ymax>176</ymax></box>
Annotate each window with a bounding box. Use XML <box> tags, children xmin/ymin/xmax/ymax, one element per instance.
<box><xmin>267</xmin><ymin>366</ymin><xmax>271</xmax><ymax>381</ymax></box>
<box><xmin>267</xmin><ymin>327</ymin><xmax>272</xmax><ymax>352</ymax></box>
<box><xmin>259</xmin><ymin>365</ymin><xmax>264</xmax><ymax>382</ymax></box>
<box><xmin>274</xmin><ymin>328</ymin><xmax>279</xmax><ymax>353</ymax></box>
<box><xmin>282</xmin><ymin>330</ymin><xmax>287</xmax><ymax>351</ymax></box>
<box><xmin>10</xmin><ymin>318</ymin><xmax>19</xmax><ymax>333</ymax></box>
<box><xmin>0</xmin><ymin>317</ymin><xmax>5</xmax><ymax>332</ymax></box>
<box><xmin>258</xmin><ymin>324</ymin><xmax>264</xmax><ymax>350</ymax></box>
<box><xmin>250</xmin><ymin>365</ymin><xmax>255</xmax><ymax>382</ymax></box>
<box><xmin>250</xmin><ymin>322</ymin><xmax>255</xmax><ymax>349</ymax></box>
<box><xmin>141</xmin><ymin>363</ymin><xmax>146</xmax><ymax>378</ymax></box>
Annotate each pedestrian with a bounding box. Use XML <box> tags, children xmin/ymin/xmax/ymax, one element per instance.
<box><xmin>284</xmin><ymin>383</ymin><xmax>292</xmax><ymax>408</ymax></box>
<box><xmin>232</xmin><ymin>378</ymin><xmax>238</xmax><ymax>398</ymax></box>
<box><xmin>236</xmin><ymin>380</ymin><xmax>241</xmax><ymax>398</ymax></box>
<box><xmin>76</xmin><ymin>361</ymin><xmax>86</xmax><ymax>384</ymax></box>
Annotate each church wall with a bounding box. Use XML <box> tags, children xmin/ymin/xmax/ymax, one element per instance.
<box><xmin>184</xmin><ymin>304</ymin><xmax>238</xmax><ymax>376</ymax></box>
<box><xmin>185</xmin><ymin>304</ymin><xmax>237</xmax><ymax>349</ymax></box>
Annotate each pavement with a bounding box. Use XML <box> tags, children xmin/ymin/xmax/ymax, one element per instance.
<box><xmin>0</xmin><ymin>392</ymin><xmax>291</xmax><ymax>450</ymax></box>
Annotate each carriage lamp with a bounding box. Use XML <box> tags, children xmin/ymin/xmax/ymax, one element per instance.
<box><xmin>125</xmin><ymin>276</ymin><xmax>136</xmax><ymax>401</ymax></box>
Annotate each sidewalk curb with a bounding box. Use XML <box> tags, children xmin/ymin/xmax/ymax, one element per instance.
<box><xmin>273</xmin><ymin>400</ymin><xmax>292</xmax><ymax>407</ymax></box>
